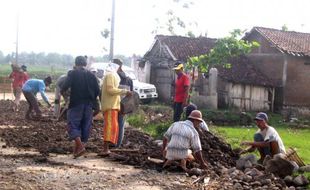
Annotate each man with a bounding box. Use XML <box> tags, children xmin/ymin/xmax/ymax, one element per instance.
<box><xmin>240</xmin><ymin>112</ymin><xmax>286</xmax><ymax>162</ymax></box>
<box><xmin>9</xmin><ymin>64</ymin><xmax>29</xmax><ymax>111</ymax></box>
<box><xmin>21</xmin><ymin>65</ymin><xmax>29</xmax><ymax>79</ymax></box>
<box><xmin>162</xmin><ymin>110</ymin><xmax>208</xmax><ymax>171</ymax></box>
<box><xmin>172</xmin><ymin>62</ymin><xmax>190</xmax><ymax>122</ymax></box>
<box><xmin>61</xmin><ymin>56</ymin><xmax>100</xmax><ymax>158</ymax></box>
<box><xmin>112</xmin><ymin>58</ymin><xmax>133</xmax><ymax>147</ymax></box>
<box><xmin>22</xmin><ymin>76</ymin><xmax>52</xmax><ymax>119</ymax></box>
<box><xmin>54</xmin><ymin>74</ymin><xmax>69</xmax><ymax>118</ymax></box>
<box><xmin>100</xmin><ymin>62</ymin><xmax>132</xmax><ymax>156</ymax></box>
<box><xmin>185</xmin><ymin>103</ymin><xmax>209</xmax><ymax>132</ymax></box>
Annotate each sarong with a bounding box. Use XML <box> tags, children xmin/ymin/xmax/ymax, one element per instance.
<box><xmin>103</xmin><ymin>110</ymin><xmax>119</xmax><ymax>144</ymax></box>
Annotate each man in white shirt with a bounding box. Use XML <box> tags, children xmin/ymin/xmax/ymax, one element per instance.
<box><xmin>241</xmin><ymin>112</ymin><xmax>286</xmax><ymax>162</ymax></box>
<box><xmin>162</xmin><ymin>110</ymin><xmax>208</xmax><ymax>171</ymax></box>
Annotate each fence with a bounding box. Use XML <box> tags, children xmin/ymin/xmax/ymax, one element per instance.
<box><xmin>0</xmin><ymin>77</ymin><xmax>12</xmax><ymax>99</ymax></box>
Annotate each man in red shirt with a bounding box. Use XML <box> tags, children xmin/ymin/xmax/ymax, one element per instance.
<box><xmin>9</xmin><ymin>64</ymin><xmax>29</xmax><ymax>111</ymax></box>
<box><xmin>173</xmin><ymin>62</ymin><xmax>190</xmax><ymax>122</ymax></box>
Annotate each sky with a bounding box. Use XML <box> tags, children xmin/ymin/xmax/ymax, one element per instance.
<box><xmin>0</xmin><ymin>0</ymin><xmax>310</xmax><ymax>57</ymax></box>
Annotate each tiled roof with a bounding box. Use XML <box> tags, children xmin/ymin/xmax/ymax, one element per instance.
<box><xmin>249</xmin><ymin>27</ymin><xmax>310</xmax><ymax>56</ymax></box>
<box><xmin>145</xmin><ymin>35</ymin><xmax>216</xmax><ymax>61</ymax></box>
<box><xmin>217</xmin><ymin>56</ymin><xmax>276</xmax><ymax>87</ymax></box>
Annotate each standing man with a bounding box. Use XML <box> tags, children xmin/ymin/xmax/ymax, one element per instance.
<box><xmin>162</xmin><ymin>110</ymin><xmax>208</xmax><ymax>171</ymax></box>
<box><xmin>9</xmin><ymin>64</ymin><xmax>29</xmax><ymax>111</ymax></box>
<box><xmin>172</xmin><ymin>62</ymin><xmax>190</xmax><ymax>122</ymax></box>
<box><xmin>61</xmin><ymin>56</ymin><xmax>100</xmax><ymax>158</ymax></box>
<box><xmin>100</xmin><ymin>63</ymin><xmax>132</xmax><ymax>156</ymax></box>
<box><xmin>240</xmin><ymin>112</ymin><xmax>286</xmax><ymax>162</ymax></box>
<box><xmin>112</xmin><ymin>58</ymin><xmax>133</xmax><ymax>147</ymax></box>
<box><xmin>22</xmin><ymin>76</ymin><xmax>52</xmax><ymax>119</ymax></box>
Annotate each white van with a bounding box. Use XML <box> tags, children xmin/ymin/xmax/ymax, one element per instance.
<box><xmin>90</xmin><ymin>62</ymin><xmax>158</xmax><ymax>103</ymax></box>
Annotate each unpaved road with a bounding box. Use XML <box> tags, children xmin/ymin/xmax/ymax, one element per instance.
<box><xmin>0</xmin><ymin>99</ymin><xmax>218</xmax><ymax>190</ymax></box>
<box><xmin>0</xmin><ymin>145</ymin><xmax>195</xmax><ymax>190</ymax></box>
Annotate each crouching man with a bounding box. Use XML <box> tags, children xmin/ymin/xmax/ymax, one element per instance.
<box><xmin>240</xmin><ymin>112</ymin><xmax>286</xmax><ymax>163</ymax></box>
<box><xmin>162</xmin><ymin>110</ymin><xmax>208</xmax><ymax>171</ymax></box>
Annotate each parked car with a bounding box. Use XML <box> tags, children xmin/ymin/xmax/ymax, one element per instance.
<box><xmin>89</xmin><ymin>62</ymin><xmax>158</xmax><ymax>103</ymax></box>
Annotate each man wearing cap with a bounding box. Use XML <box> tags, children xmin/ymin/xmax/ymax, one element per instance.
<box><xmin>162</xmin><ymin>110</ymin><xmax>208</xmax><ymax>171</ymax></box>
<box><xmin>61</xmin><ymin>56</ymin><xmax>100</xmax><ymax>158</ymax></box>
<box><xmin>240</xmin><ymin>112</ymin><xmax>286</xmax><ymax>162</ymax></box>
<box><xmin>172</xmin><ymin>62</ymin><xmax>190</xmax><ymax>122</ymax></box>
<box><xmin>22</xmin><ymin>76</ymin><xmax>52</xmax><ymax>119</ymax></box>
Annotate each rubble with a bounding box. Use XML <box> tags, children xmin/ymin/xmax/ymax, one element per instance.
<box><xmin>0</xmin><ymin>100</ymin><xmax>309</xmax><ymax>189</ymax></box>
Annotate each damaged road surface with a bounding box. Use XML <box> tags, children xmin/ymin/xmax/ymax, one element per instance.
<box><xmin>0</xmin><ymin>100</ymin><xmax>221</xmax><ymax>189</ymax></box>
<box><xmin>0</xmin><ymin>100</ymin><xmax>302</xmax><ymax>189</ymax></box>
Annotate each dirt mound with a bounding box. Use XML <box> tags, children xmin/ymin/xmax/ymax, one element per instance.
<box><xmin>0</xmin><ymin>100</ymin><xmax>291</xmax><ymax>189</ymax></box>
<box><xmin>0</xmin><ymin>100</ymin><xmax>237</xmax><ymax>170</ymax></box>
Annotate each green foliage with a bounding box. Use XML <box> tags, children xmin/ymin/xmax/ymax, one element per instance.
<box><xmin>152</xmin><ymin>0</ymin><xmax>200</xmax><ymax>37</ymax></box>
<box><xmin>186</xmin><ymin>29</ymin><xmax>260</xmax><ymax>72</ymax></box>
<box><xmin>201</xmin><ymin>109</ymin><xmax>254</xmax><ymax>126</ymax></box>
<box><xmin>127</xmin><ymin>111</ymin><xmax>145</xmax><ymax>127</ymax></box>
<box><xmin>143</xmin><ymin>123</ymin><xmax>171</xmax><ymax>139</ymax></box>
<box><xmin>127</xmin><ymin>104</ymin><xmax>173</xmax><ymax>139</ymax></box>
<box><xmin>282</xmin><ymin>24</ymin><xmax>288</xmax><ymax>31</ymax></box>
<box><xmin>0</xmin><ymin>64</ymin><xmax>67</xmax><ymax>91</ymax></box>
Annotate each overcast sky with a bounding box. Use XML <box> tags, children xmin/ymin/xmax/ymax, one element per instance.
<box><xmin>0</xmin><ymin>0</ymin><xmax>309</xmax><ymax>57</ymax></box>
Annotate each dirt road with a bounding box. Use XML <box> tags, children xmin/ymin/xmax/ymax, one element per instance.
<box><xmin>0</xmin><ymin>100</ymin><xmax>213</xmax><ymax>190</ymax></box>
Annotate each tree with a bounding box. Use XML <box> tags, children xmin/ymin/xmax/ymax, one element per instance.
<box><xmin>282</xmin><ymin>24</ymin><xmax>288</xmax><ymax>31</ymax></box>
<box><xmin>186</xmin><ymin>29</ymin><xmax>260</xmax><ymax>72</ymax></box>
<box><xmin>152</xmin><ymin>0</ymin><xmax>201</xmax><ymax>37</ymax></box>
<box><xmin>0</xmin><ymin>51</ymin><xmax>4</xmax><ymax>64</ymax></box>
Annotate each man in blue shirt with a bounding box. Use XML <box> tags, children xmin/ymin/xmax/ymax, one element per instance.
<box><xmin>22</xmin><ymin>76</ymin><xmax>52</xmax><ymax>120</ymax></box>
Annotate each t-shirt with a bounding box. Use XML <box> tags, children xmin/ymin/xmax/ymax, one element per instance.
<box><xmin>174</xmin><ymin>73</ymin><xmax>190</xmax><ymax>102</ymax></box>
<box><xmin>164</xmin><ymin>120</ymin><xmax>202</xmax><ymax>160</ymax></box>
<box><xmin>257</xmin><ymin>126</ymin><xmax>286</xmax><ymax>154</ymax></box>
<box><xmin>22</xmin><ymin>79</ymin><xmax>49</xmax><ymax>104</ymax></box>
<box><xmin>61</xmin><ymin>67</ymin><xmax>100</xmax><ymax>109</ymax></box>
<box><xmin>9</xmin><ymin>71</ymin><xmax>29</xmax><ymax>88</ymax></box>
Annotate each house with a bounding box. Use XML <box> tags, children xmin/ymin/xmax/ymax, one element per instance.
<box><xmin>141</xmin><ymin>35</ymin><xmax>216</xmax><ymax>102</ymax></box>
<box><xmin>141</xmin><ymin>35</ymin><xmax>276</xmax><ymax>111</ymax></box>
<box><xmin>244</xmin><ymin>27</ymin><xmax>310</xmax><ymax>116</ymax></box>
<box><xmin>215</xmin><ymin>56</ymin><xmax>275</xmax><ymax>111</ymax></box>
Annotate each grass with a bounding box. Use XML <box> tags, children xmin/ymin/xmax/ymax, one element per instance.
<box><xmin>0</xmin><ymin>63</ymin><xmax>67</xmax><ymax>90</ymax></box>
<box><xmin>128</xmin><ymin>107</ymin><xmax>310</xmax><ymax>165</ymax></box>
<box><xmin>0</xmin><ymin>63</ymin><xmax>67</xmax><ymax>77</ymax></box>
<box><xmin>212</xmin><ymin>125</ymin><xmax>310</xmax><ymax>165</ymax></box>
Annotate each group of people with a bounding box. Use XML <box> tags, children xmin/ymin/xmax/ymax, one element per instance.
<box><xmin>9</xmin><ymin>58</ymin><xmax>286</xmax><ymax>170</ymax></box>
<box><xmin>9</xmin><ymin>63</ymin><xmax>53</xmax><ymax>118</ymax></box>
<box><xmin>162</xmin><ymin>62</ymin><xmax>286</xmax><ymax>171</ymax></box>
<box><xmin>59</xmin><ymin>56</ymin><xmax>133</xmax><ymax>158</ymax></box>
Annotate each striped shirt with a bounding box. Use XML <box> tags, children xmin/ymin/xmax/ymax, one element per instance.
<box><xmin>164</xmin><ymin>120</ymin><xmax>202</xmax><ymax>160</ymax></box>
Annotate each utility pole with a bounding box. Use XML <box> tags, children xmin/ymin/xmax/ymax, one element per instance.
<box><xmin>15</xmin><ymin>13</ymin><xmax>19</xmax><ymax>64</ymax></box>
<box><xmin>109</xmin><ymin>0</ymin><xmax>115</xmax><ymax>61</ymax></box>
